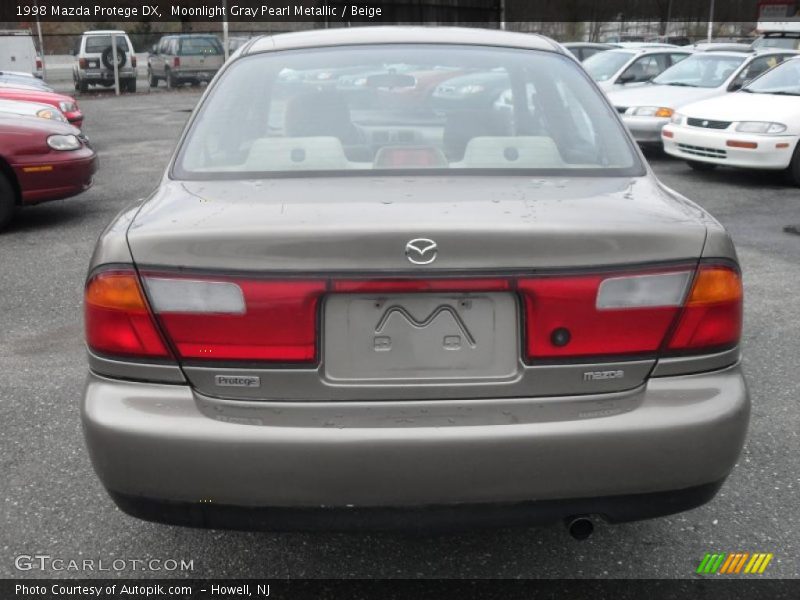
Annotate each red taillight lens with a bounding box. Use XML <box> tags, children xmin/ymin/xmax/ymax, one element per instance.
<box><xmin>173</xmin><ymin>57</ymin><xmax>180</xmax><ymax>68</ymax></box>
<box><xmin>131</xmin><ymin>56</ymin><xmax>137</xmax><ymax>68</ymax></box>
<box><xmin>667</xmin><ymin>265</ymin><xmax>742</xmax><ymax>352</ymax></box>
<box><xmin>519</xmin><ymin>271</ymin><xmax>689</xmax><ymax>359</ymax></box>
<box><xmin>333</xmin><ymin>278</ymin><xmax>510</xmax><ymax>293</ymax></box>
<box><xmin>36</xmin><ymin>58</ymin><xmax>42</xmax><ymax>69</ymax></box>
<box><xmin>79</xmin><ymin>58</ymin><xmax>88</xmax><ymax>69</ymax></box>
<box><xmin>144</xmin><ymin>276</ymin><xmax>326</xmax><ymax>362</ymax></box>
<box><xmin>85</xmin><ymin>270</ymin><xmax>171</xmax><ymax>359</ymax></box>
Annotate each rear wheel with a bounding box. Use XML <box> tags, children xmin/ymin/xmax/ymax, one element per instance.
<box><xmin>686</xmin><ymin>160</ymin><xmax>717</xmax><ymax>172</ymax></box>
<box><xmin>788</xmin><ymin>143</ymin><xmax>800</xmax><ymax>186</ymax></box>
<box><xmin>148</xmin><ymin>68</ymin><xmax>158</xmax><ymax>87</ymax></box>
<box><xmin>125</xmin><ymin>78</ymin><xmax>137</xmax><ymax>93</ymax></box>
<box><xmin>0</xmin><ymin>173</ymin><xmax>16</xmax><ymax>232</ymax></box>
<box><xmin>77</xmin><ymin>78</ymin><xmax>88</xmax><ymax>93</ymax></box>
<box><xmin>166</xmin><ymin>69</ymin><xmax>175</xmax><ymax>90</ymax></box>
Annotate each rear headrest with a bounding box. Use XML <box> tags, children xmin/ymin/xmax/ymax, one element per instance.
<box><xmin>245</xmin><ymin>137</ymin><xmax>348</xmax><ymax>171</ymax></box>
<box><xmin>461</xmin><ymin>136</ymin><xmax>564</xmax><ymax>168</ymax></box>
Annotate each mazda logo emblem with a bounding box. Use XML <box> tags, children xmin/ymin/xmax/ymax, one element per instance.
<box><xmin>702</xmin><ymin>120</ymin><xmax>709</xmax><ymax>126</ymax></box>
<box><xmin>405</xmin><ymin>238</ymin><xmax>438</xmax><ymax>265</ymax></box>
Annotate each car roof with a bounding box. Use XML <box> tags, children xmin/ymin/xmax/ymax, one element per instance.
<box><xmin>563</xmin><ymin>42</ymin><xmax>615</xmax><ymax>48</ymax></box>
<box><xmin>83</xmin><ymin>30</ymin><xmax>128</xmax><ymax>35</ymax></box>
<box><xmin>245</xmin><ymin>27</ymin><xmax>561</xmax><ymax>55</ymax></box>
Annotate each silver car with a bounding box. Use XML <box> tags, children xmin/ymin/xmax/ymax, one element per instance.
<box><xmin>609</xmin><ymin>49</ymin><xmax>799</xmax><ymax>143</ymax></box>
<box><xmin>148</xmin><ymin>34</ymin><xmax>224</xmax><ymax>89</ymax></box>
<box><xmin>582</xmin><ymin>47</ymin><xmax>692</xmax><ymax>92</ymax></box>
<box><xmin>82</xmin><ymin>27</ymin><xmax>749</xmax><ymax>535</ymax></box>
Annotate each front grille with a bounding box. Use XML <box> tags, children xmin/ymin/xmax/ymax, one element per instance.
<box><xmin>677</xmin><ymin>143</ymin><xmax>727</xmax><ymax>159</ymax></box>
<box><xmin>687</xmin><ymin>117</ymin><xmax>731</xmax><ymax>130</ymax></box>
<box><xmin>616</xmin><ymin>106</ymin><xmax>628</xmax><ymax>114</ymax></box>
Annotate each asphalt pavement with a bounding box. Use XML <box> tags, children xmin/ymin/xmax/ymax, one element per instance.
<box><xmin>1</xmin><ymin>89</ymin><xmax>798</xmax><ymax>579</ymax></box>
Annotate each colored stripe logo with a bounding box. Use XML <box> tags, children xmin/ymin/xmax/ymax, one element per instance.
<box><xmin>696</xmin><ymin>553</ymin><xmax>773</xmax><ymax>574</ymax></box>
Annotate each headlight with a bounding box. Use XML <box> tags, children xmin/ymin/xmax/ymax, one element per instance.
<box><xmin>670</xmin><ymin>112</ymin><xmax>684</xmax><ymax>125</ymax></box>
<box><xmin>47</xmin><ymin>134</ymin><xmax>81</xmax><ymax>151</ymax></box>
<box><xmin>459</xmin><ymin>84</ymin><xmax>485</xmax><ymax>94</ymax></box>
<box><xmin>735</xmin><ymin>121</ymin><xmax>787</xmax><ymax>134</ymax></box>
<box><xmin>631</xmin><ymin>106</ymin><xmax>674</xmax><ymax>118</ymax></box>
<box><xmin>36</xmin><ymin>108</ymin><xmax>67</xmax><ymax>123</ymax></box>
<box><xmin>58</xmin><ymin>101</ymin><xmax>77</xmax><ymax>113</ymax></box>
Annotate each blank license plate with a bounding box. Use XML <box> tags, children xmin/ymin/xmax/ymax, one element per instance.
<box><xmin>324</xmin><ymin>293</ymin><xmax>518</xmax><ymax>382</ymax></box>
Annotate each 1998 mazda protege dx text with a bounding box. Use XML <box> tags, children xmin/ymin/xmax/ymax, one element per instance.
<box><xmin>81</xmin><ymin>27</ymin><xmax>749</xmax><ymax>537</ymax></box>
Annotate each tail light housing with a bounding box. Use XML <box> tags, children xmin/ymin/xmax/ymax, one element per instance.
<box><xmin>173</xmin><ymin>57</ymin><xmax>180</xmax><ymax>68</ymax></box>
<box><xmin>36</xmin><ymin>58</ymin><xmax>43</xmax><ymax>69</ymax></box>
<box><xmin>131</xmin><ymin>56</ymin><xmax>137</xmax><ymax>68</ymax></box>
<box><xmin>79</xmin><ymin>58</ymin><xmax>88</xmax><ymax>69</ymax></box>
<box><xmin>84</xmin><ymin>263</ymin><xmax>741</xmax><ymax>365</ymax></box>
<box><xmin>85</xmin><ymin>270</ymin><xmax>171</xmax><ymax>359</ymax></box>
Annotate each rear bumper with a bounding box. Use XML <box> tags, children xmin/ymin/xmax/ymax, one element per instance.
<box><xmin>109</xmin><ymin>480</ymin><xmax>726</xmax><ymax>532</ymax></box>
<box><xmin>663</xmin><ymin>125</ymin><xmax>797</xmax><ymax>169</ymax></box>
<box><xmin>82</xmin><ymin>364</ymin><xmax>749</xmax><ymax>528</ymax></box>
<box><xmin>78</xmin><ymin>69</ymin><xmax>136</xmax><ymax>82</ymax></box>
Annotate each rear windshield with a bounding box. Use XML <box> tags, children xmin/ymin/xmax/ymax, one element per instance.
<box><xmin>174</xmin><ymin>44</ymin><xmax>642</xmax><ymax>179</ymax></box>
<box><xmin>180</xmin><ymin>37</ymin><xmax>223</xmax><ymax>56</ymax></box>
<box><xmin>85</xmin><ymin>35</ymin><xmax>129</xmax><ymax>53</ymax></box>
<box><xmin>582</xmin><ymin>50</ymin><xmax>635</xmax><ymax>81</ymax></box>
<box><xmin>653</xmin><ymin>54</ymin><xmax>745</xmax><ymax>88</ymax></box>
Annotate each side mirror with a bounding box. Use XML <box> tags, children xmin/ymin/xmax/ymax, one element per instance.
<box><xmin>617</xmin><ymin>72</ymin><xmax>637</xmax><ymax>84</ymax></box>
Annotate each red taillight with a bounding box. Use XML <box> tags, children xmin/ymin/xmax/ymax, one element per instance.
<box><xmin>84</xmin><ymin>265</ymin><xmax>741</xmax><ymax>366</ymax></box>
<box><xmin>519</xmin><ymin>271</ymin><xmax>687</xmax><ymax>359</ymax></box>
<box><xmin>144</xmin><ymin>276</ymin><xmax>326</xmax><ymax>362</ymax></box>
<box><xmin>131</xmin><ymin>56</ymin><xmax>137</xmax><ymax>68</ymax></box>
<box><xmin>79</xmin><ymin>58</ymin><xmax>88</xmax><ymax>69</ymax></box>
<box><xmin>85</xmin><ymin>270</ymin><xmax>171</xmax><ymax>359</ymax></box>
<box><xmin>667</xmin><ymin>265</ymin><xmax>743</xmax><ymax>352</ymax></box>
<box><xmin>36</xmin><ymin>58</ymin><xmax>42</xmax><ymax>69</ymax></box>
<box><xmin>173</xmin><ymin>57</ymin><xmax>180</xmax><ymax>68</ymax></box>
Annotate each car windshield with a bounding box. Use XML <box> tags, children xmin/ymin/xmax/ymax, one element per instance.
<box><xmin>180</xmin><ymin>37</ymin><xmax>222</xmax><ymax>56</ymax></box>
<box><xmin>743</xmin><ymin>58</ymin><xmax>800</xmax><ymax>95</ymax></box>
<box><xmin>85</xmin><ymin>35</ymin><xmax>128</xmax><ymax>53</ymax></box>
<box><xmin>653</xmin><ymin>54</ymin><xmax>745</xmax><ymax>87</ymax></box>
<box><xmin>582</xmin><ymin>50</ymin><xmax>635</xmax><ymax>81</ymax></box>
<box><xmin>175</xmin><ymin>44</ymin><xmax>640</xmax><ymax>178</ymax></box>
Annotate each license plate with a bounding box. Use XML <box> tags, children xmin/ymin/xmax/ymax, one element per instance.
<box><xmin>324</xmin><ymin>293</ymin><xmax>518</xmax><ymax>382</ymax></box>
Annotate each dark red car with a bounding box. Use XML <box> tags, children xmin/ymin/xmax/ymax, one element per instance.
<box><xmin>0</xmin><ymin>85</ymin><xmax>84</xmax><ymax>128</ymax></box>
<box><xmin>0</xmin><ymin>115</ymin><xmax>97</xmax><ymax>230</ymax></box>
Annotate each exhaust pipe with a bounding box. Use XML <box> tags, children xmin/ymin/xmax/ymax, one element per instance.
<box><xmin>566</xmin><ymin>517</ymin><xmax>594</xmax><ymax>540</ymax></box>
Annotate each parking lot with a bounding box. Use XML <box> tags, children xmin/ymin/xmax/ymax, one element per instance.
<box><xmin>1</xmin><ymin>87</ymin><xmax>799</xmax><ymax>579</ymax></box>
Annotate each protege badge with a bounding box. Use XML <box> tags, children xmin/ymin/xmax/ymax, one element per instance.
<box><xmin>215</xmin><ymin>375</ymin><xmax>261</xmax><ymax>388</ymax></box>
<box><xmin>583</xmin><ymin>370</ymin><xmax>624</xmax><ymax>381</ymax></box>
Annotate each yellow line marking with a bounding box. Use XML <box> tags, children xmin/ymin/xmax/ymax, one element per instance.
<box><xmin>758</xmin><ymin>554</ymin><xmax>774</xmax><ymax>574</ymax></box>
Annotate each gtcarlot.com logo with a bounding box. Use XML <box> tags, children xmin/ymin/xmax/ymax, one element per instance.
<box><xmin>696</xmin><ymin>552</ymin><xmax>774</xmax><ymax>575</ymax></box>
<box><xmin>14</xmin><ymin>554</ymin><xmax>194</xmax><ymax>572</ymax></box>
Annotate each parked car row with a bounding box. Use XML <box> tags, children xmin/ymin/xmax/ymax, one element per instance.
<box><xmin>0</xmin><ymin>56</ymin><xmax>95</xmax><ymax>231</ymax></box>
<box><xmin>564</xmin><ymin>38</ymin><xmax>799</xmax><ymax>184</ymax></box>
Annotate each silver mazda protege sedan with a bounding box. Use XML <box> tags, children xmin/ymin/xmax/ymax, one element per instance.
<box><xmin>82</xmin><ymin>27</ymin><xmax>749</xmax><ymax>535</ymax></box>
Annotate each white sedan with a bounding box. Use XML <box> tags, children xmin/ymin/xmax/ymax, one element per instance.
<box><xmin>662</xmin><ymin>57</ymin><xmax>800</xmax><ymax>184</ymax></box>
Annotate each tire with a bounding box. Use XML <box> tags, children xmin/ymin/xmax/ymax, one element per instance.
<box><xmin>686</xmin><ymin>160</ymin><xmax>718</xmax><ymax>172</ymax></box>
<box><xmin>788</xmin><ymin>143</ymin><xmax>800</xmax><ymax>186</ymax></box>
<box><xmin>78</xmin><ymin>79</ymin><xmax>88</xmax><ymax>93</ymax></box>
<box><xmin>101</xmin><ymin>46</ymin><xmax>127</xmax><ymax>70</ymax></box>
<box><xmin>0</xmin><ymin>173</ymin><xmax>16</xmax><ymax>232</ymax></box>
<box><xmin>125</xmin><ymin>78</ymin><xmax>137</xmax><ymax>93</ymax></box>
<box><xmin>166</xmin><ymin>69</ymin><xmax>174</xmax><ymax>90</ymax></box>
<box><xmin>148</xmin><ymin>68</ymin><xmax>158</xmax><ymax>87</ymax></box>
